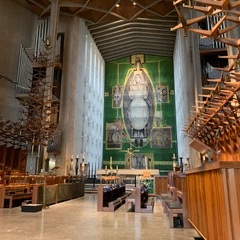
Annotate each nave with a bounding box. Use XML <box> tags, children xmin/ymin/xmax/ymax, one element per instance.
<box><xmin>0</xmin><ymin>193</ymin><xmax>200</xmax><ymax>240</ymax></box>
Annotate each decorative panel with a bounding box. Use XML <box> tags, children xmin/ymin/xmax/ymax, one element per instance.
<box><xmin>104</xmin><ymin>55</ymin><xmax>177</xmax><ymax>174</ymax></box>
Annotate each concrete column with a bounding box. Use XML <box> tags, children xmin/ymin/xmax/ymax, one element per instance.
<box><xmin>42</xmin><ymin>0</ymin><xmax>60</xmax><ymax>171</ymax></box>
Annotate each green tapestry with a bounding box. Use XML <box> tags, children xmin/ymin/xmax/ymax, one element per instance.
<box><xmin>103</xmin><ymin>55</ymin><xmax>177</xmax><ymax>175</ymax></box>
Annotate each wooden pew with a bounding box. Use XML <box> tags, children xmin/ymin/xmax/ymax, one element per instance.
<box><xmin>97</xmin><ymin>184</ymin><xmax>130</xmax><ymax>212</ymax></box>
<box><xmin>161</xmin><ymin>186</ymin><xmax>177</xmax><ymax>213</ymax></box>
<box><xmin>160</xmin><ymin>172</ymin><xmax>192</xmax><ymax>228</ymax></box>
<box><xmin>166</xmin><ymin>200</ymin><xmax>183</xmax><ymax>227</ymax></box>
<box><xmin>125</xmin><ymin>186</ymin><xmax>154</xmax><ymax>213</ymax></box>
<box><xmin>166</xmin><ymin>190</ymin><xmax>192</xmax><ymax>228</ymax></box>
<box><xmin>0</xmin><ymin>174</ymin><xmax>84</xmax><ymax>208</ymax></box>
<box><xmin>135</xmin><ymin>187</ymin><xmax>154</xmax><ymax>213</ymax></box>
<box><xmin>0</xmin><ymin>184</ymin><xmax>32</xmax><ymax>208</ymax></box>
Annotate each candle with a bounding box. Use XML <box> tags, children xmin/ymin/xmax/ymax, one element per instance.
<box><xmin>173</xmin><ymin>161</ymin><xmax>176</xmax><ymax>168</ymax></box>
<box><xmin>173</xmin><ymin>153</ymin><xmax>175</xmax><ymax>158</ymax></box>
<box><xmin>71</xmin><ymin>154</ymin><xmax>73</xmax><ymax>159</ymax></box>
<box><xmin>116</xmin><ymin>165</ymin><xmax>118</xmax><ymax>170</ymax></box>
<box><xmin>77</xmin><ymin>154</ymin><xmax>79</xmax><ymax>158</ymax></box>
<box><xmin>110</xmin><ymin>156</ymin><xmax>112</xmax><ymax>170</ymax></box>
<box><xmin>105</xmin><ymin>166</ymin><xmax>107</xmax><ymax>170</ymax></box>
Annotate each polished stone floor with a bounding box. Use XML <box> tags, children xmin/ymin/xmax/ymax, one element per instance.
<box><xmin>0</xmin><ymin>193</ymin><xmax>200</xmax><ymax>240</ymax></box>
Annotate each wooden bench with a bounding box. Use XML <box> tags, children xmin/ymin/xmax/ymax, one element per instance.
<box><xmin>126</xmin><ymin>187</ymin><xmax>154</xmax><ymax>213</ymax></box>
<box><xmin>161</xmin><ymin>186</ymin><xmax>177</xmax><ymax>213</ymax></box>
<box><xmin>136</xmin><ymin>187</ymin><xmax>154</xmax><ymax>213</ymax></box>
<box><xmin>165</xmin><ymin>190</ymin><xmax>192</xmax><ymax>228</ymax></box>
<box><xmin>125</xmin><ymin>193</ymin><xmax>135</xmax><ymax>211</ymax></box>
<box><xmin>108</xmin><ymin>192</ymin><xmax>131</xmax><ymax>211</ymax></box>
<box><xmin>97</xmin><ymin>185</ymin><xmax>131</xmax><ymax>212</ymax></box>
<box><xmin>161</xmin><ymin>193</ymin><xmax>174</xmax><ymax>213</ymax></box>
<box><xmin>0</xmin><ymin>185</ymin><xmax>32</xmax><ymax>208</ymax></box>
<box><xmin>166</xmin><ymin>201</ymin><xmax>183</xmax><ymax>227</ymax></box>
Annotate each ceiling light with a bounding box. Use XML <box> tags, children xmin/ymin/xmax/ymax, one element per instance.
<box><xmin>116</xmin><ymin>3</ymin><xmax>120</xmax><ymax>7</ymax></box>
<box><xmin>133</xmin><ymin>2</ymin><xmax>136</xmax><ymax>5</ymax></box>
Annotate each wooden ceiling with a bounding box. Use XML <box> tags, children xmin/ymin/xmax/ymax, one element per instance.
<box><xmin>23</xmin><ymin>0</ymin><xmax>178</xmax><ymax>61</ymax></box>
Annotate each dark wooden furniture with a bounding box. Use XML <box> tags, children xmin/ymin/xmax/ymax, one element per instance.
<box><xmin>0</xmin><ymin>184</ymin><xmax>32</xmax><ymax>208</ymax></box>
<box><xmin>97</xmin><ymin>184</ymin><xmax>130</xmax><ymax>212</ymax></box>
<box><xmin>125</xmin><ymin>186</ymin><xmax>154</xmax><ymax>213</ymax></box>
<box><xmin>135</xmin><ymin>186</ymin><xmax>154</xmax><ymax>213</ymax></box>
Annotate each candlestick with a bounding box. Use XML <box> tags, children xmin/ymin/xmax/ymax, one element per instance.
<box><xmin>75</xmin><ymin>157</ymin><xmax>79</xmax><ymax>175</ymax></box>
<box><xmin>179</xmin><ymin>157</ymin><xmax>183</xmax><ymax>173</ymax></box>
<box><xmin>70</xmin><ymin>157</ymin><xmax>74</xmax><ymax>176</ymax></box>
<box><xmin>185</xmin><ymin>157</ymin><xmax>190</xmax><ymax>170</ymax></box>
<box><xmin>81</xmin><ymin>157</ymin><xmax>85</xmax><ymax>171</ymax></box>
<box><xmin>172</xmin><ymin>153</ymin><xmax>177</xmax><ymax>171</ymax></box>
<box><xmin>145</xmin><ymin>156</ymin><xmax>148</xmax><ymax>170</ymax></box>
<box><xmin>110</xmin><ymin>156</ymin><xmax>112</xmax><ymax>169</ymax></box>
<box><xmin>173</xmin><ymin>160</ymin><xmax>176</xmax><ymax>168</ymax></box>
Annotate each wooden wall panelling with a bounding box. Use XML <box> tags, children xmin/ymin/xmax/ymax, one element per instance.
<box><xmin>12</xmin><ymin>148</ymin><xmax>20</xmax><ymax>171</ymax></box>
<box><xmin>238</xmin><ymin>136</ymin><xmax>240</xmax><ymax>161</ymax></box>
<box><xmin>197</xmin><ymin>172</ymin><xmax>208</xmax><ymax>237</ymax></box>
<box><xmin>0</xmin><ymin>144</ymin><xmax>7</xmax><ymax>171</ymax></box>
<box><xmin>5</xmin><ymin>146</ymin><xmax>14</xmax><ymax>170</ymax></box>
<box><xmin>186</xmin><ymin>162</ymin><xmax>240</xmax><ymax>240</ymax></box>
<box><xmin>154</xmin><ymin>176</ymin><xmax>168</xmax><ymax>196</ymax></box>
<box><xmin>19</xmin><ymin>149</ymin><xmax>27</xmax><ymax>172</ymax></box>
<box><xmin>215</xmin><ymin>170</ymin><xmax>228</xmax><ymax>239</ymax></box>
<box><xmin>174</xmin><ymin>174</ymin><xmax>187</xmax><ymax>192</ymax></box>
<box><xmin>204</xmin><ymin>171</ymin><xmax>216</xmax><ymax>238</ymax></box>
<box><xmin>223</xmin><ymin>168</ymin><xmax>240</xmax><ymax>239</ymax></box>
<box><xmin>186</xmin><ymin>175</ymin><xmax>197</xmax><ymax>230</ymax></box>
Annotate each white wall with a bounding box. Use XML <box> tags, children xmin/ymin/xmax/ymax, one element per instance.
<box><xmin>173</xmin><ymin>9</ymin><xmax>202</xmax><ymax>168</ymax></box>
<box><xmin>0</xmin><ymin>1</ymin><xmax>105</xmax><ymax>175</ymax></box>
<box><xmin>58</xmin><ymin>16</ymin><xmax>105</xmax><ymax>175</ymax></box>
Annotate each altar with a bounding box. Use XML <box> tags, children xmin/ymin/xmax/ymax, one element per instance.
<box><xmin>96</xmin><ymin>169</ymin><xmax>159</xmax><ymax>176</ymax></box>
<box><xmin>96</xmin><ymin>169</ymin><xmax>159</xmax><ymax>190</ymax></box>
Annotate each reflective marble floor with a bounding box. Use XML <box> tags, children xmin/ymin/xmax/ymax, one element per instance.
<box><xmin>0</xmin><ymin>194</ymin><xmax>200</xmax><ymax>240</ymax></box>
